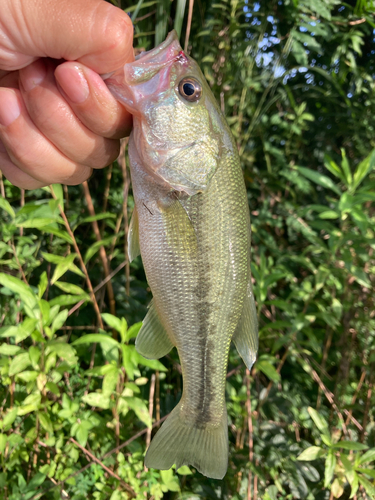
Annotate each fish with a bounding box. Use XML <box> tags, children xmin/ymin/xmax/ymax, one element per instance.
<box><xmin>104</xmin><ymin>30</ymin><xmax>258</xmax><ymax>480</ymax></box>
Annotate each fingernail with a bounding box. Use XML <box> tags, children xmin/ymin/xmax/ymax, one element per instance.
<box><xmin>55</xmin><ymin>64</ymin><xmax>89</xmax><ymax>104</ymax></box>
<box><xmin>0</xmin><ymin>89</ymin><xmax>21</xmax><ymax>127</ymax></box>
<box><xmin>21</xmin><ymin>59</ymin><xmax>47</xmax><ymax>92</ymax></box>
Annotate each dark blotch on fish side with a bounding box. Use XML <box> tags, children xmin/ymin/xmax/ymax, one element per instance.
<box><xmin>193</xmin><ymin>257</ymin><xmax>214</xmax><ymax>428</ymax></box>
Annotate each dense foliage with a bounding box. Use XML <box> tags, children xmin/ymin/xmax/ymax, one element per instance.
<box><xmin>1</xmin><ymin>0</ymin><xmax>375</xmax><ymax>498</ymax></box>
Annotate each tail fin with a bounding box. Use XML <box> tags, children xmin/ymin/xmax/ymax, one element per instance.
<box><xmin>145</xmin><ymin>402</ymin><xmax>228</xmax><ymax>480</ymax></box>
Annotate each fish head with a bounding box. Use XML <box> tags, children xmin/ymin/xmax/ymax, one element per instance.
<box><xmin>104</xmin><ymin>31</ymin><xmax>229</xmax><ymax>195</ymax></box>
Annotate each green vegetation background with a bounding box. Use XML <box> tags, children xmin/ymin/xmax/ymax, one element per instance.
<box><xmin>0</xmin><ymin>0</ymin><xmax>375</xmax><ymax>498</ymax></box>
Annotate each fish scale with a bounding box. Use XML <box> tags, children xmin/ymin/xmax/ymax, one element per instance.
<box><xmin>105</xmin><ymin>30</ymin><xmax>258</xmax><ymax>479</ymax></box>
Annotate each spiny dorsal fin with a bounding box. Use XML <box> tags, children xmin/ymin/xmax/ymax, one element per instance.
<box><xmin>232</xmin><ymin>280</ymin><xmax>258</xmax><ymax>370</ymax></box>
<box><xmin>135</xmin><ymin>300</ymin><xmax>175</xmax><ymax>360</ymax></box>
<box><xmin>128</xmin><ymin>206</ymin><xmax>140</xmax><ymax>263</ymax></box>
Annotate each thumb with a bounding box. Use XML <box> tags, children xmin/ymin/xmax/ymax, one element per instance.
<box><xmin>0</xmin><ymin>0</ymin><xmax>133</xmax><ymax>73</ymax></box>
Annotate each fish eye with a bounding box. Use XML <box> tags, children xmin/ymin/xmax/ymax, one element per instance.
<box><xmin>178</xmin><ymin>77</ymin><xmax>202</xmax><ymax>102</ymax></box>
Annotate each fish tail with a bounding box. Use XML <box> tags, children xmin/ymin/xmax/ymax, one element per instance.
<box><xmin>145</xmin><ymin>402</ymin><xmax>228</xmax><ymax>479</ymax></box>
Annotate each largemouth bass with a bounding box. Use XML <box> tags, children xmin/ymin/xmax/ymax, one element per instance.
<box><xmin>105</xmin><ymin>31</ymin><xmax>258</xmax><ymax>480</ymax></box>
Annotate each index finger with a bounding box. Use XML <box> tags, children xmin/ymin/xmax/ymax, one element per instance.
<box><xmin>1</xmin><ymin>0</ymin><xmax>134</xmax><ymax>73</ymax></box>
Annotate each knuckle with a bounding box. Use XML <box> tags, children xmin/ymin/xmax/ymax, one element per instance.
<box><xmin>64</xmin><ymin>165</ymin><xmax>93</xmax><ymax>185</ymax></box>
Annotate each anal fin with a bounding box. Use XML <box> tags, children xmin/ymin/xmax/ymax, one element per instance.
<box><xmin>128</xmin><ymin>206</ymin><xmax>140</xmax><ymax>263</ymax></box>
<box><xmin>232</xmin><ymin>280</ymin><xmax>258</xmax><ymax>370</ymax></box>
<box><xmin>135</xmin><ymin>300</ymin><xmax>174</xmax><ymax>360</ymax></box>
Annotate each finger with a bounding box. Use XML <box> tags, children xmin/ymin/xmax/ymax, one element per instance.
<box><xmin>0</xmin><ymin>70</ymin><xmax>19</xmax><ymax>88</ymax></box>
<box><xmin>0</xmin><ymin>87</ymin><xmax>93</xmax><ymax>186</ymax></box>
<box><xmin>19</xmin><ymin>59</ymin><xmax>121</xmax><ymax>166</ymax></box>
<box><xmin>0</xmin><ymin>143</ymin><xmax>45</xmax><ymax>189</ymax></box>
<box><xmin>55</xmin><ymin>61</ymin><xmax>132</xmax><ymax>139</ymax></box>
<box><xmin>2</xmin><ymin>0</ymin><xmax>133</xmax><ymax>73</ymax></box>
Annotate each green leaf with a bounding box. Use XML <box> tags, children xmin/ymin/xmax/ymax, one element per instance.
<box><xmin>18</xmin><ymin>392</ymin><xmax>41</xmax><ymax>415</ymax></box>
<box><xmin>360</xmin><ymin>469</ymin><xmax>375</xmax><ymax>479</ymax></box>
<box><xmin>45</xmin><ymin>382</ymin><xmax>60</xmax><ymax>395</ymax></box>
<box><xmin>256</xmin><ymin>359</ymin><xmax>280</xmax><ymax>382</ymax></box>
<box><xmin>297</xmin><ymin>446</ymin><xmax>326</xmax><ymax>461</ymax></box>
<box><xmin>73</xmin><ymin>334</ymin><xmax>120</xmax><ymax>347</ymax></box>
<box><xmin>340</xmin><ymin>149</ymin><xmax>352</xmax><ymax>187</ymax></box>
<box><xmin>27</xmin><ymin>472</ymin><xmax>46</xmax><ymax>490</ymax></box>
<box><xmin>101</xmin><ymin>313</ymin><xmax>127</xmax><ymax>338</ymax></box>
<box><xmin>51</xmin><ymin>254</ymin><xmax>78</xmax><ymax>284</ymax></box>
<box><xmin>340</xmin><ymin>453</ymin><xmax>353</xmax><ymax>471</ymax></box>
<box><xmin>350</xmin><ymin>267</ymin><xmax>371</xmax><ymax>289</ymax></box>
<box><xmin>122</xmin><ymin>345</ymin><xmax>135</xmax><ymax>380</ymax></box>
<box><xmin>16</xmin><ymin>370</ymin><xmax>38</xmax><ymax>382</ymax></box>
<box><xmin>349</xmin><ymin>471</ymin><xmax>359</xmax><ymax>499</ymax></box>
<box><xmin>47</xmin><ymin>342</ymin><xmax>77</xmax><ymax>365</ymax></box>
<box><xmin>359</xmin><ymin>448</ymin><xmax>375</xmax><ymax>465</ymax></box>
<box><xmin>83</xmin><ymin>236</ymin><xmax>115</xmax><ymax>264</ymax></box>
<box><xmin>324</xmin><ymin>450</ymin><xmax>336</xmax><ymax>488</ymax></box>
<box><xmin>78</xmin><ymin>212</ymin><xmax>117</xmax><ymax>224</ymax></box>
<box><xmin>1</xmin><ymin>408</ymin><xmax>18</xmax><ymax>431</ymax></box>
<box><xmin>0</xmin><ymin>434</ymin><xmax>7</xmax><ymax>454</ymax></box>
<box><xmin>135</xmin><ymin>352</ymin><xmax>167</xmax><ymax>372</ymax></box>
<box><xmin>321</xmin><ymin>434</ymin><xmax>333</xmax><ymax>446</ymax></box>
<box><xmin>0</xmin><ymin>273</ymin><xmax>37</xmax><ymax>309</ymax></box>
<box><xmin>125</xmin><ymin>397</ymin><xmax>152</xmax><ymax>428</ymax></box>
<box><xmin>40</xmin><ymin>225</ymin><xmax>73</xmax><ymax>244</ymax></box>
<box><xmin>102</xmin><ymin>367</ymin><xmax>119</xmax><ymax>396</ymax></box>
<box><xmin>75</xmin><ymin>425</ymin><xmax>89</xmax><ymax>447</ymax></box>
<box><xmin>54</xmin><ymin>281</ymin><xmax>87</xmax><ymax>296</ymax></box>
<box><xmin>323</xmin><ymin>155</ymin><xmax>346</xmax><ymax>183</ymax></box>
<box><xmin>9</xmin><ymin>352</ymin><xmax>31</xmax><ymax>376</ymax></box>
<box><xmin>307</xmin><ymin>407</ymin><xmax>330</xmax><ymax>437</ymax></box>
<box><xmin>17</xmin><ymin>217</ymin><xmax>61</xmax><ymax>228</ymax></box>
<box><xmin>358</xmin><ymin>474</ymin><xmax>375</xmax><ymax>498</ymax></box>
<box><xmin>51</xmin><ymin>309</ymin><xmax>69</xmax><ymax>334</ymax></box>
<box><xmin>38</xmin><ymin>412</ymin><xmax>53</xmax><ymax>434</ymax></box>
<box><xmin>331</xmin><ymin>478</ymin><xmax>344</xmax><ymax>498</ymax></box>
<box><xmin>0</xmin><ymin>196</ymin><xmax>15</xmax><ymax>218</ymax></box>
<box><xmin>319</xmin><ymin>210</ymin><xmax>339</xmax><ymax>219</ymax></box>
<box><xmin>49</xmin><ymin>294</ymin><xmax>89</xmax><ymax>307</ymax></box>
<box><xmin>176</xmin><ymin>465</ymin><xmax>192</xmax><ymax>475</ymax></box>
<box><xmin>353</xmin><ymin>148</ymin><xmax>375</xmax><ymax>190</ymax></box>
<box><xmin>29</xmin><ymin>346</ymin><xmax>41</xmax><ymax>367</ymax></box>
<box><xmin>160</xmin><ymin>468</ymin><xmax>180</xmax><ymax>492</ymax></box>
<box><xmin>50</xmin><ymin>184</ymin><xmax>64</xmax><ymax>207</ymax></box>
<box><xmin>174</xmin><ymin>0</ymin><xmax>187</xmax><ymax>38</ymax></box>
<box><xmin>38</xmin><ymin>272</ymin><xmax>48</xmax><ymax>299</ymax></box>
<box><xmin>82</xmin><ymin>393</ymin><xmax>110</xmax><ymax>409</ymax></box>
<box><xmin>296</xmin><ymin>167</ymin><xmax>341</xmax><ymax>195</ymax></box>
<box><xmin>0</xmin><ymin>344</ymin><xmax>22</xmax><ymax>356</ymax></box>
<box><xmin>126</xmin><ymin>322</ymin><xmax>142</xmax><ymax>341</ymax></box>
<box><xmin>333</xmin><ymin>441</ymin><xmax>368</xmax><ymax>451</ymax></box>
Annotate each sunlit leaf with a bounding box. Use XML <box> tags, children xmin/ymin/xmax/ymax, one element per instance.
<box><xmin>297</xmin><ymin>167</ymin><xmax>341</xmax><ymax>195</ymax></box>
<box><xmin>297</xmin><ymin>446</ymin><xmax>326</xmax><ymax>461</ymax></box>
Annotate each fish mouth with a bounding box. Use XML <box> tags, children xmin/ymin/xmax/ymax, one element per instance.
<box><xmin>104</xmin><ymin>30</ymin><xmax>189</xmax><ymax>113</ymax></box>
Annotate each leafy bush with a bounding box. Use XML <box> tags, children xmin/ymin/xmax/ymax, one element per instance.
<box><xmin>1</xmin><ymin>0</ymin><xmax>375</xmax><ymax>498</ymax></box>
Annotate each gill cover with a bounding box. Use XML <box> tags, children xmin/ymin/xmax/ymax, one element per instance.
<box><xmin>104</xmin><ymin>30</ymin><xmax>221</xmax><ymax>196</ymax></box>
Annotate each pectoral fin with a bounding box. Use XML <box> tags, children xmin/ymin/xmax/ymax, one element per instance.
<box><xmin>232</xmin><ymin>281</ymin><xmax>258</xmax><ymax>370</ymax></box>
<box><xmin>158</xmin><ymin>197</ymin><xmax>198</xmax><ymax>258</ymax></box>
<box><xmin>136</xmin><ymin>300</ymin><xmax>174</xmax><ymax>359</ymax></box>
<box><xmin>128</xmin><ymin>206</ymin><xmax>141</xmax><ymax>262</ymax></box>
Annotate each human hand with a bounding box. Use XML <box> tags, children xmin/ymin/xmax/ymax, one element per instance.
<box><xmin>0</xmin><ymin>0</ymin><xmax>133</xmax><ymax>189</ymax></box>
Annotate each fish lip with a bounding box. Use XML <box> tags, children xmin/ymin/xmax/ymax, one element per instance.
<box><xmin>103</xmin><ymin>30</ymin><xmax>189</xmax><ymax>113</ymax></box>
<box><xmin>133</xmin><ymin>30</ymin><xmax>187</xmax><ymax>67</ymax></box>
